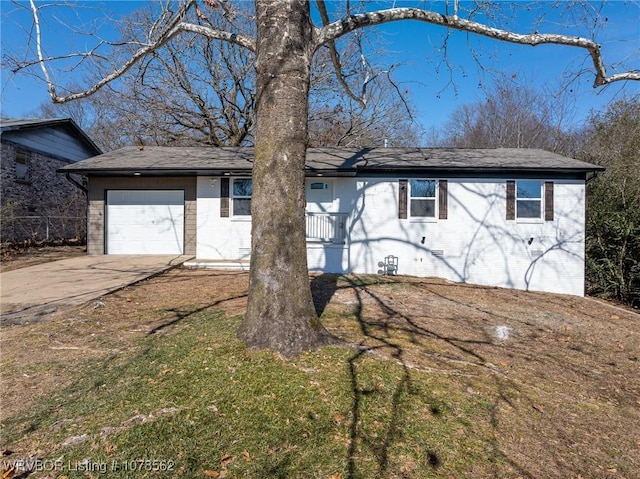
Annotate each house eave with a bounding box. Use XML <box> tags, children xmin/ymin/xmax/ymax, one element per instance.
<box><xmin>57</xmin><ymin>146</ymin><xmax>606</xmax><ymax>178</ymax></box>
<box><xmin>354</xmin><ymin>163</ymin><xmax>606</xmax><ymax>181</ymax></box>
<box><xmin>57</xmin><ymin>168</ymin><xmax>251</xmax><ymax>177</ymax></box>
<box><xmin>59</xmin><ymin>165</ymin><xmax>604</xmax><ymax>179</ymax></box>
<box><xmin>58</xmin><ymin>167</ymin><xmax>360</xmax><ymax>177</ymax></box>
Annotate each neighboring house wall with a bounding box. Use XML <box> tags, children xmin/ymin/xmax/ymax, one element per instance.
<box><xmin>87</xmin><ymin>176</ymin><xmax>197</xmax><ymax>255</ymax></box>
<box><xmin>1</xmin><ymin>141</ymin><xmax>86</xmax><ymax>241</ymax></box>
<box><xmin>1</xmin><ymin>125</ymin><xmax>98</xmax><ymax>163</ymax></box>
<box><xmin>195</xmin><ymin>175</ymin><xmax>586</xmax><ymax>296</ymax></box>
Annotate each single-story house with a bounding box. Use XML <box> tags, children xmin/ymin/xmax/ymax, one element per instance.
<box><xmin>59</xmin><ymin>146</ymin><xmax>604</xmax><ymax>296</ymax></box>
<box><xmin>1</xmin><ymin>117</ymin><xmax>102</xmax><ymax>242</ymax></box>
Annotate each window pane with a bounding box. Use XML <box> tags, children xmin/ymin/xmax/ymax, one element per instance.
<box><xmin>233</xmin><ymin>198</ymin><xmax>251</xmax><ymax>215</ymax></box>
<box><xmin>517</xmin><ymin>180</ymin><xmax>541</xmax><ymax>199</ymax></box>
<box><xmin>517</xmin><ymin>199</ymin><xmax>541</xmax><ymax>218</ymax></box>
<box><xmin>233</xmin><ymin>179</ymin><xmax>252</xmax><ymax>196</ymax></box>
<box><xmin>15</xmin><ymin>150</ymin><xmax>30</xmax><ymax>181</ymax></box>
<box><xmin>410</xmin><ymin>199</ymin><xmax>435</xmax><ymax>217</ymax></box>
<box><xmin>16</xmin><ymin>162</ymin><xmax>29</xmax><ymax>181</ymax></box>
<box><xmin>310</xmin><ymin>182</ymin><xmax>328</xmax><ymax>190</ymax></box>
<box><xmin>410</xmin><ymin>179</ymin><xmax>436</xmax><ymax>198</ymax></box>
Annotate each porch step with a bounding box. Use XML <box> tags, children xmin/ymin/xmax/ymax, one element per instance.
<box><xmin>183</xmin><ymin>259</ymin><xmax>250</xmax><ymax>271</ymax></box>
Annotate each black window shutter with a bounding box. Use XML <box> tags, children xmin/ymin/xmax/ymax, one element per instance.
<box><xmin>438</xmin><ymin>180</ymin><xmax>448</xmax><ymax>220</ymax></box>
<box><xmin>399</xmin><ymin>179</ymin><xmax>408</xmax><ymax>219</ymax></box>
<box><xmin>544</xmin><ymin>181</ymin><xmax>554</xmax><ymax>221</ymax></box>
<box><xmin>506</xmin><ymin>180</ymin><xmax>515</xmax><ymax>220</ymax></box>
<box><xmin>220</xmin><ymin>177</ymin><xmax>230</xmax><ymax>218</ymax></box>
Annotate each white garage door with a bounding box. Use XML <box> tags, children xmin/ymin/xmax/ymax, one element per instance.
<box><xmin>106</xmin><ymin>190</ymin><xmax>184</xmax><ymax>254</ymax></box>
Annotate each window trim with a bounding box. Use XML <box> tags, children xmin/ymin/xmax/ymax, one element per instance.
<box><xmin>516</xmin><ymin>179</ymin><xmax>543</xmax><ymax>221</ymax></box>
<box><xmin>507</xmin><ymin>179</ymin><xmax>554</xmax><ymax>223</ymax></box>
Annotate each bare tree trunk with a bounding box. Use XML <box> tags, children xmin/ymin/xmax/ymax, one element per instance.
<box><xmin>238</xmin><ymin>0</ymin><xmax>331</xmax><ymax>357</ymax></box>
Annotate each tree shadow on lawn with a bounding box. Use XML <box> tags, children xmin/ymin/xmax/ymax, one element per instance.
<box><xmin>8</xmin><ymin>270</ymin><xmax>636</xmax><ymax>479</ymax></box>
<box><xmin>145</xmin><ymin>271</ymin><xmax>249</xmax><ymax>335</ymax></box>
<box><xmin>311</xmin><ymin>274</ymin><xmax>543</xmax><ymax>478</ymax></box>
<box><xmin>146</xmin><ymin>292</ymin><xmax>248</xmax><ymax>335</ymax></box>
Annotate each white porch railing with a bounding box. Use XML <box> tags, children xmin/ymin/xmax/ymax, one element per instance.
<box><xmin>306</xmin><ymin>212</ymin><xmax>348</xmax><ymax>243</ymax></box>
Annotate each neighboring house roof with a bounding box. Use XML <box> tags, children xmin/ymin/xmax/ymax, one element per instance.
<box><xmin>1</xmin><ymin>117</ymin><xmax>102</xmax><ymax>161</ymax></box>
<box><xmin>59</xmin><ymin>146</ymin><xmax>604</xmax><ymax>177</ymax></box>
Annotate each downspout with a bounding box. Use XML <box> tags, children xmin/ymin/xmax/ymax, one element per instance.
<box><xmin>586</xmin><ymin>170</ymin><xmax>601</xmax><ymax>184</ymax></box>
<box><xmin>65</xmin><ymin>172</ymin><xmax>88</xmax><ymax>193</ymax></box>
<box><xmin>65</xmin><ymin>172</ymin><xmax>89</xmax><ymax>249</ymax></box>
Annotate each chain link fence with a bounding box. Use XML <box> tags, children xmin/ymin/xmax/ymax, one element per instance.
<box><xmin>1</xmin><ymin>215</ymin><xmax>86</xmax><ymax>243</ymax></box>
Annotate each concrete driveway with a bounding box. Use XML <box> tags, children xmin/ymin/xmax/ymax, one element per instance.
<box><xmin>0</xmin><ymin>255</ymin><xmax>193</xmax><ymax>324</ymax></box>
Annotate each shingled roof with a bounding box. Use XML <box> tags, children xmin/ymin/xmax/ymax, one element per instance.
<box><xmin>59</xmin><ymin>146</ymin><xmax>604</xmax><ymax>176</ymax></box>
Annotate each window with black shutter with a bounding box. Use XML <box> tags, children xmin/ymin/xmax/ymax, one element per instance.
<box><xmin>399</xmin><ymin>179</ymin><xmax>447</xmax><ymax>220</ymax></box>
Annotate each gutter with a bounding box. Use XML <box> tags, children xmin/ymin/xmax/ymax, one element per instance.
<box><xmin>586</xmin><ymin>170</ymin><xmax>602</xmax><ymax>184</ymax></box>
<box><xmin>64</xmin><ymin>172</ymin><xmax>88</xmax><ymax>193</ymax></box>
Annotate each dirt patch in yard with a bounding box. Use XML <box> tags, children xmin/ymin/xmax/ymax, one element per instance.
<box><xmin>1</xmin><ymin>243</ymin><xmax>86</xmax><ymax>272</ymax></box>
<box><xmin>1</xmin><ymin>268</ymin><xmax>639</xmax><ymax>477</ymax></box>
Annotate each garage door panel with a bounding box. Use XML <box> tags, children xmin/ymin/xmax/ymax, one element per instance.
<box><xmin>108</xmin><ymin>190</ymin><xmax>184</xmax><ymax>206</ymax></box>
<box><xmin>107</xmin><ymin>190</ymin><xmax>184</xmax><ymax>254</ymax></box>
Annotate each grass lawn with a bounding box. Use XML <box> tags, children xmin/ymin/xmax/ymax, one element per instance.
<box><xmin>1</xmin><ymin>269</ymin><xmax>639</xmax><ymax>478</ymax></box>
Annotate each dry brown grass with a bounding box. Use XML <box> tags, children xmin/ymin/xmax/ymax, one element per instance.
<box><xmin>1</xmin><ymin>254</ymin><xmax>639</xmax><ymax>477</ymax></box>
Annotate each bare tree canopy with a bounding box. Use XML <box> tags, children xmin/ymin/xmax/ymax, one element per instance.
<box><xmin>21</xmin><ymin>2</ymin><xmax>421</xmax><ymax>150</ymax></box>
<box><xmin>437</xmin><ymin>79</ymin><xmax>575</xmax><ymax>152</ymax></box>
<box><xmin>11</xmin><ymin>0</ymin><xmax>639</xmax><ymax>105</ymax></box>
<box><xmin>11</xmin><ymin>0</ymin><xmax>640</xmax><ymax>357</ymax></box>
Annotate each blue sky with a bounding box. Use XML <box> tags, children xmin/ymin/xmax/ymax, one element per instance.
<box><xmin>1</xmin><ymin>1</ymin><xmax>639</xmax><ymax>140</ymax></box>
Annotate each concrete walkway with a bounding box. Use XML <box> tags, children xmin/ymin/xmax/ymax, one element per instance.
<box><xmin>0</xmin><ymin>255</ymin><xmax>192</xmax><ymax>324</ymax></box>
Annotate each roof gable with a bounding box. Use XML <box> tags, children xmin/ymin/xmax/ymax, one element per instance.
<box><xmin>1</xmin><ymin>118</ymin><xmax>102</xmax><ymax>161</ymax></box>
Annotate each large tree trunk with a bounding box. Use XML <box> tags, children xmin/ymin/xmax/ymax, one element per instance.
<box><xmin>238</xmin><ymin>0</ymin><xmax>331</xmax><ymax>357</ymax></box>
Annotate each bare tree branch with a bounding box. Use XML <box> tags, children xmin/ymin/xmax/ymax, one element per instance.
<box><xmin>29</xmin><ymin>0</ymin><xmax>256</xmax><ymax>104</ymax></box>
<box><xmin>315</xmin><ymin>7</ymin><xmax>640</xmax><ymax>87</ymax></box>
<box><xmin>28</xmin><ymin>0</ymin><xmax>56</xmax><ymax>97</ymax></box>
<box><xmin>315</xmin><ymin>0</ymin><xmax>365</xmax><ymax>108</ymax></box>
<box><xmin>27</xmin><ymin>2</ymin><xmax>638</xmax><ymax>115</ymax></box>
